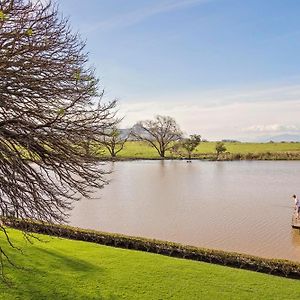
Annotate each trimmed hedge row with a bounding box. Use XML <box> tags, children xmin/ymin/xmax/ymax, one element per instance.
<box><xmin>4</xmin><ymin>218</ymin><xmax>300</xmax><ymax>279</ymax></box>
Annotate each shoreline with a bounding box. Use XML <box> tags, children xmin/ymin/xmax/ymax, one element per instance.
<box><xmin>97</xmin><ymin>152</ymin><xmax>300</xmax><ymax>162</ymax></box>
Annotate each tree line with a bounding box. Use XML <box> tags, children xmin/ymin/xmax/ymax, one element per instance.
<box><xmin>97</xmin><ymin>115</ymin><xmax>227</xmax><ymax>159</ymax></box>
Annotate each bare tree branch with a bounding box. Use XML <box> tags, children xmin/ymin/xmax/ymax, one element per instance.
<box><xmin>133</xmin><ymin>115</ymin><xmax>182</xmax><ymax>158</ymax></box>
<box><xmin>99</xmin><ymin>126</ymin><xmax>131</xmax><ymax>158</ymax></box>
<box><xmin>0</xmin><ymin>0</ymin><xmax>119</xmax><ymax>278</ymax></box>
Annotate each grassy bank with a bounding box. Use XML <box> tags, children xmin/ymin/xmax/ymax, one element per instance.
<box><xmin>96</xmin><ymin>141</ymin><xmax>300</xmax><ymax>160</ymax></box>
<box><xmin>1</xmin><ymin>229</ymin><xmax>300</xmax><ymax>299</ymax></box>
<box><xmin>6</xmin><ymin>219</ymin><xmax>300</xmax><ymax>278</ymax></box>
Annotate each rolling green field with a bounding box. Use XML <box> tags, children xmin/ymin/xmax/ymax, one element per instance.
<box><xmin>97</xmin><ymin>141</ymin><xmax>300</xmax><ymax>159</ymax></box>
<box><xmin>1</xmin><ymin>229</ymin><xmax>300</xmax><ymax>299</ymax></box>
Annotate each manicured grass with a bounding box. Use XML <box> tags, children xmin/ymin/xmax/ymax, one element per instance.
<box><xmin>1</xmin><ymin>229</ymin><xmax>300</xmax><ymax>299</ymax></box>
<box><xmin>97</xmin><ymin>141</ymin><xmax>300</xmax><ymax>159</ymax></box>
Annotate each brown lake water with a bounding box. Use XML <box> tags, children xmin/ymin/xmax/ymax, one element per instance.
<box><xmin>69</xmin><ymin>160</ymin><xmax>300</xmax><ymax>262</ymax></box>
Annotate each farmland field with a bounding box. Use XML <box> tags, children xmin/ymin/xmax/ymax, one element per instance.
<box><xmin>96</xmin><ymin>141</ymin><xmax>300</xmax><ymax>159</ymax></box>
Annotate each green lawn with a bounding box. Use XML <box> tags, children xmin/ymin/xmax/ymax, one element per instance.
<box><xmin>97</xmin><ymin>141</ymin><xmax>300</xmax><ymax>159</ymax></box>
<box><xmin>1</xmin><ymin>229</ymin><xmax>300</xmax><ymax>299</ymax></box>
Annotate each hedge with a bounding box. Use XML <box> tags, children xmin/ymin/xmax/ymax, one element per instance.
<box><xmin>3</xmin><ymin>218</ymin><xmax>300</xmax><ymax>279</ymax></box>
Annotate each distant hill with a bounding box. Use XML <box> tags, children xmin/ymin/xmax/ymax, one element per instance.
<box><xmin>221</xmin><ymin>139</ymin><xmax>241</xmax><ymax>143</ymax></box>
<box><xmin>255</xmin><ymin>134</ymin><xmax>300</xmax><ymax>143</ymax></box>
<box><xmin>119</xmin><ymin>125</ymin><xmax>153</xmax><ymax>140</ymax></box>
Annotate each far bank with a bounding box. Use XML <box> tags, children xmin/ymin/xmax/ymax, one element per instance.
<box><xmin>95</xmin><ymin>141</ymin><xmax>300</xmax><ymax>160</ymax></box>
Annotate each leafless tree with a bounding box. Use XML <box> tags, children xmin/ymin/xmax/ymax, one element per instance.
<box><xmin>99</xmin><ymin>127</ymin><xmax>131</xmax><ymax>158</ymax></box>
<box><xmin>133</xmin><ymin>115</ymin><xmax>182</xmax><ymax>158</ymax></box>
<box><xmin>0</xmin><ymin>0</ymin><xmax>117</xmax><ymax>276</ymax></box>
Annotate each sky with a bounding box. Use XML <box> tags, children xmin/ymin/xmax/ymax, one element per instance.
<box><xmin>51</xmin><ymin>0</ymin><xmax>300</xmax><ymax>141</ymax></box>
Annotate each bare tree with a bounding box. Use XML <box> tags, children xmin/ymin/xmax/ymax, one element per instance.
<box><xmin>181</xmin><ymin>134</ymin><xmax>201</xmax><ymax>160</ymax></box>
<box><xmin>0</xmin><ymin>0</ymin><xmax>117</xmax><ymax>275</ymax></box>
<box><xmin>133</xmin><ymin>115</ymin><xmax>182</xmax><ymax>158</ymax></box>
<box><xmin>99</xmin><ymin>127</ymin><xmax>131</xmax><ymax>158</ymax></box>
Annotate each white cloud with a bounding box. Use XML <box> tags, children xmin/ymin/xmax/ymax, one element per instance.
<box><xmin>117</xmin><ymin>83</ymin><xmax>300</xmax><ymax>141</ymax></box>
<box><xmin>243</xmin><ymin>124</ymin><xmax>300</xmax><ymax>133</ymax></box>
<box><xmin>84</xmin><ymin>0</ymin><xmax>212</xmax><ymax>33</ymax></box>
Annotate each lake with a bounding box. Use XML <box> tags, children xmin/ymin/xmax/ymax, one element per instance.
<box><xmin>69</xmin><ymin>160</ymin><xmax>300</xmax><ymax>262</ymax></box>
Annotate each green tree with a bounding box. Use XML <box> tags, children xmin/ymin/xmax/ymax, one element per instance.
<box><xmin>215</xmin><ymin>142</ymin><xmax>227</xmax><ymax>158</ymax></box>
<box><xmin>181</xmin><ymin>135</ymin><xmax>201</xmax><ymax>160</ymax></box>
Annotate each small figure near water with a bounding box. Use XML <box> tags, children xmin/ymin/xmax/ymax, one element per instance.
<box><xmin>292</xmin><ymin>194</ymin><xmax>300</xmax><ymax>219</ymax></box>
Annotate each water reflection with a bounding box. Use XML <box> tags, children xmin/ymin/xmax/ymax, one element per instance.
<box><xmin>69</xmin><ymin>160</ymin><xmax>300</xmax><ymax>262</ymax></box>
